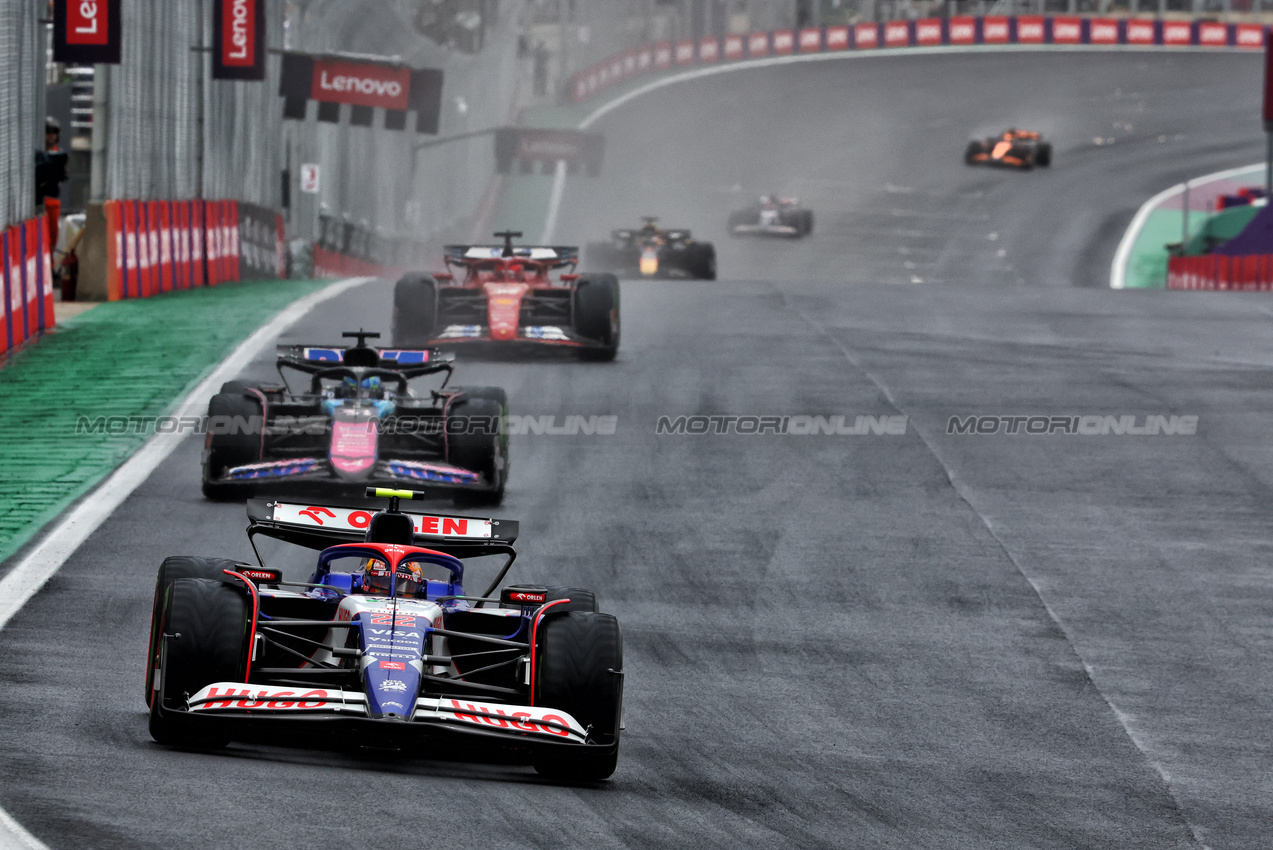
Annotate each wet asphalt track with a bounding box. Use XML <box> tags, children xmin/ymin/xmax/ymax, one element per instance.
<box><xmin>3</xmin><ymin>51</ymin><xmax>1273</xmax><ymax>849</ymax></box>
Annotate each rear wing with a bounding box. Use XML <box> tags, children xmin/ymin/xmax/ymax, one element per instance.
<box><xmin>442</xmin><ymin>244</ymin><xmax>580</xmax><ymax>268</ymax></box>
<box><xmin>274</xmin><ymin>345</ymin><xmax>453</xmax><ymax>383</ymax></box>
<box><xmin>246</xmin><ymin>498</ymin><xmax>518</xmax><ymax>558</ymax></box>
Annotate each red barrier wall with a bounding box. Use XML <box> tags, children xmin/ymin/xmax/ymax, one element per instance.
<box><xmin>1</xmin><ymin>214</ymin><xmax>55</xmax><ymax>354</ymax></box>
<box><xmin>1168</xmin><ymin>254</ymin><xmax>1273</xmax><ymax>290</ymax></box>
<box><xmin>312</xmin><ymin>246</ymin><xmax>401</xmax><ymax>279</ymax></box>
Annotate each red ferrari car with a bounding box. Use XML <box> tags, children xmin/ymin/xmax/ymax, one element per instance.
<box><xmin>392</xmin><ymin>232</ymin><xmax>619</xmax><ymax>361</ymax></box>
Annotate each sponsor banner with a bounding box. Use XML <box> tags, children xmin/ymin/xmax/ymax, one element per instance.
<box><xmin>982</xmin><ymin>16</ymin><xmax>1010</xmax><ymax>44</ymax></box>
<box><xmin>1016</xmin><ymin>16</ymin><xmax>1045</xmax><ymax>43</ymax></box>
<box><xmin>1169</xmin><ymin>254</ymin><xmax>1273</xmax><ymax>290</ymax></box>
<box><xmin>884</xmin><ymin>20</ymin><xmax>911</xmax><ymax>47</ymax></box>
<box><xmin>700</xmin><ymin>36</ymin><xmax>719</xmax><ymax>63</ymax></box>
<box><xmin>621</xmin><ymin>49</ymin><xmax>637</xmax><ymax>77</ymax></box>
<box><xmin>724</xmin><ymin>34</ymin><xmax>744</xmax><ymax>60</ymax></box>
<box><xmin>239</xmin><ymin>202</ymin><xmax>286</xmax><ymax>279</ymax></box>
<box><xmin>748</xmin><ymin>31</ymin><xmax>769</xmax><ymax>57</ymax></box>
<box><xmin>270</xmin><ymin>502</ymin><xmax>495</xmax><ymax>539</ymax></box>
<box><xmin>855</xmin><ymin>23</ymin><xmax>880</xmax><ymax>49</ymax></box>
<box><xmin>772</xmin><ymin>29</ymin><xmax>795</xmax><ymax>54</ymax></box>
<box><xmin>418</xmin><ymin>697</ymin><xmax>587</xmax><ymax>742</ymax></box>
<box><xmin>1162</xmin><ymin>20</ymin><xmax>1192</xmax><ymax>45</ymax></box>
<box><xmin>1089</xmin><ymin>18</ymin><xmax>1120</xmax><ymax>45</ymax></box>
<box><xmin>312</xmin><ymin>246</ymin><xmax>399</xmax><ymax>279</ymax></box>
<box><xmin>311</xmin><ymin>59</ymin><xmax>411</xmax><ymax>109</ymax></box>
<box><xmin>948</xmin><ymin>17</ymin><xmax>976</xmax><ymax>45</ymax></box>
<box><xmin>799</xmin><ymin>27</ymin><xmax>822</xmax><ymax>52</ymax></box>
<box><xmin>53</xmin><ymin>0</ymin><xmax>121</xmax><ymax>64</ymax></box>
<box><xmin>826</xmin><ymin>26</ymin><xmax>850</xmax><ymax>50</ymax></box>
<box><xmin>1237</xmin><ymin>23</ymin><xmax>1265</xmax><ymax>48</ymax></box>
<box><xmin>675</xmin><ymin>39</ymin><xmax>696</xmax><ymax>65</ymax></box>
<box><xmin>0</xmin><ymin>215</ymin><xmax>56</xmax><ymax>350</ymax></box>
<box><xmin>1126</xmin><ymin>18</ymin><xmax>1157</xmax><ymax>45</ymax></box>
<box><xmin>915</xmin><ymin>18</ymin><xmax>943</xmax><ymax>47</ymax></box>
<box><xmin>654</xmin><ymin>41</ymin><xmax>673</xmax><ymax>68</ymax></box>
<box><xmin>637</xmin><ymin>45</ymin><xmax>653</xmax><ymax>71</ymax></box>
<box><xmin>213</xmin><ymin>0</ymin><xmax>266</xmax><ymax>80</ymax></box>
<box><xmin>189</xmin><ymin>683</ymin><xmax>359</xmax><ymax>712</ymax></box>
<box><xmin>1198</xmin><ymin>22</ymin><xmax>1229</xmax><ymax>47</ymax></box>
<box><xmin>1051</xmin><ymin>16</ymin><xmax>1082</xmax><ymax>44</ymax></box>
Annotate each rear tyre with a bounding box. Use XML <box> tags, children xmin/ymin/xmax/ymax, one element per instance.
<box><xmin>447</xmin><ymin>387</ymin><xmax>509</xmax><ymax>506</ymax></box>
<box><xmin>392</xmin><ymin>275</ymin><xmax>437</xmax><ymax>348</ymax></box>
<box><xmin>573</xmin><ymin>275</ymin><xmax>620</xmax><ymax>362</ymax></box>
<box><xmin>532</xmin><ymin>612</ymin><xmax>624</xmax><ymax>782</ymax></box>
<box><xmin>687</xmin><ymin>243</ymin><xmax>717</xmax><ymax>280</ymax></box>
<box><xmin>544</xmin><ymin>586</ymin><xmax>598</xmax><ymax>613</ymax></box>
<box><xmin>201</xmin><ymin>391</ymin><xmax>262</xmax><ymax>500</ymax></box>
<box><xmin>145</xmin><ymin>556</ymin><xmax>241</xmax><ymax>704</ymax></box>
<box><xmin>798</xmin><ymin>209</ymin><xmax>814</xmax><ymax>237</ymax></box>
<box><xmin>1036</xmin><ymin>143</ymin><xmax>1052</xmax><ymax>167</ymax></box>
<box><xmin>148</xmin><ymin>578</ymin><xmax>250</xmax><ymax>749</ymax></box>
<box><xmin>964</xmin><ymin>141</ymin><xmax>984</xmax><ymax>165</ymax></box>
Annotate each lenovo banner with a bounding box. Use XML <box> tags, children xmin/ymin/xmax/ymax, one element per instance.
<box><xmin>53</xmin><ymin>0</ymin><xmax>122</xmax><ymax>65</ymax></box>
<box><xmin>280</xmin><ymin>52</ymin><xmax>444</xmax><ymax>134</ymax></box>
<box><xmin>214</xmin><ymin>0</ymin><xmax>267</xmax><ymax>81</ymax></box>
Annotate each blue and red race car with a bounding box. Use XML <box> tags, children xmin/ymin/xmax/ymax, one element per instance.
<box><xmin>146</xmin><ymin>488</ymin><xmax>624</xmax><ymax>781</ymax></box>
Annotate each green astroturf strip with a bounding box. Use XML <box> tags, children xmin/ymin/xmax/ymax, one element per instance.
<box><xmin>0</xmin><ymin>279</ymin><xmax>329</xmax><ymax>566</ymax></box>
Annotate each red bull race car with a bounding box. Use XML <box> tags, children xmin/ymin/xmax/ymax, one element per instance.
<box><xmin>201</xmin><ymin>331</ymin><xmax>508</xmax><ymax>506</ymax></box>
<box><xmin>584</xmin><ymin>218</ymin><xmax>717</xmax><ymax>280</ymax></box>
<box><xmin>145</xmin><ymin>488</ymin><xmax>625</xmax><ymax>781</ymax></box>
<box><xmin>964</xmin><ymin>129</ymin><xmax>1052</xmax><ymax>169</ymax></box>
<box><xmin>392</xmin><ymin>231</ymin><xmax>619</xmax><ymax>361</ymax></box>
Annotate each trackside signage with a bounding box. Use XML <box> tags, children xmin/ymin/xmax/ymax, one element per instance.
<box><xmin>312</xmin><ymin>60</ymin><xmax>412</xmax><ymax>110</ymax></box>
<box><xmin>213</xmin><ymin>0</ymin><xmax>267</xmax><ymax>81</ymax></box>
<box><xmin>271</xmin><ymin>502</ymin><xmax>493</xmax><ymax>539</ymax></box>
<box><xmin>53</xmin><ymin>0</ymin><xmax>121</xmax><ymax>64</ymax></box>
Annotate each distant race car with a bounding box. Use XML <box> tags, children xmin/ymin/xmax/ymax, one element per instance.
<box><xmin>964</xmin><ymin>129</ymin><xmax>1052</xmax><ymax>169</ymax></box>
<box><xmin>393</xmin><ymin>231</ymin><xmax>619</xmax><ymax>361</ymax></box>
<box><xmin>201</xmin><ymin>331</ymin><xmax>507</xmax><ymax>505</ymax></box>
<box><xmin>145</xmin><ymin>488</ymin><xmax>625</xmax><ymax>781</ymax></box>
<box><xmin>585</xmin><ymin>218</ymin><xmax>716</xmax><ymax>280</ymax></box>
<box><xmin>727</xmin><ymin>196</ymin><xmax>813</xmax><ymax>238</ymax></box>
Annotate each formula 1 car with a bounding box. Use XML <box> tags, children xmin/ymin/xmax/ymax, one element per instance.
<box><xmin>392</xmin><ymin>231</ymin><xmax>619</xmax><ymax>361</ymax></box>
<box><xmin>585</xmin><ymin>218</ymin><xmax>716</xmax><ymax>280</ymax></box>
<box><xmin>727</xmin><ymin>196</ymin><xmax>813</xmax><ymax>238</ymax></box>
<box><xmin>201</xmin><ymin>330</ymin><xmax>508</xmax><ymax>506</ymax></box>
<box><xmin>145</xmin><ymin>488</ymin><xmax>624</xmax><ymax>781</ymax></box>
<box><xmin>964</xmin><ymin>129</ymin><xmax>1052</xmax><ymax>169</ymax></box>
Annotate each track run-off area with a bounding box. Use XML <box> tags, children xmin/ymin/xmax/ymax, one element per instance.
<box><xmin>2</xmin><ymin>50</ymin><xmax>1273</xmax><ymax>849</ymax></box>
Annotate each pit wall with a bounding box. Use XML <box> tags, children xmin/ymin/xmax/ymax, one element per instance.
<box><xmin>0</xmin><ymin>215</ymin><xmax>55</xmax><ymax>355</ymax></box>
<box><xmin>571</xmin><ymin>17</ymin><xmax>1267</xmax><ymax>103</ymax></box>
<box><xmin>79</xmin><ymin>200</ymin><xmax>286</xmax><ymax>302</ymax></box>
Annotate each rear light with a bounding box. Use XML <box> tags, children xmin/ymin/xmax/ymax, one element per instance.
<box><xmin>561</xmin><ymin>274</ymin><xmax>580</xmax><ymax>282</ymax></box>
<box><xmin>501</xmin><ymin>585</ymin><xmax>548</xmax><ymax>607</ymax></box>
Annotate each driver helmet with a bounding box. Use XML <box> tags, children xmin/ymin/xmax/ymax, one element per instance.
<box><xmin>340</xmin><ymin>374</ymin><xmax>384</xmax><ymax>397</ymax></box>
<box><xmin>359</xmin><ymin>556</ymin><xmax>425</xmax><ymax>598</ymax></box>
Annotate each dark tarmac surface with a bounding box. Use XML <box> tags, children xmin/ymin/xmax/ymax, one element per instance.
<box><xmin>2</xmin><ymin>51</ymin><xmax>1272</xmax><ymax>849</ymax></box>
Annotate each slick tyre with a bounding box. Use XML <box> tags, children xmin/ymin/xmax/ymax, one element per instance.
<box><xmin>798</xmin><ymin>209</ymin><xmax>814</xmax><ymax>237</ymax></box>
<box><xmin>964</xmin><ymin>141</ymin><xmax>983</xmax><ymax>165</ymax></box>
<box><xmin>532</xmin><ymin>612</ymin><xmax>624</xmax><ymax>782</ymax></box>
<box><xmin>573</xmin><ymin>275</ymin><xmax>620</xmax><ymax>362</ymax></box>
<box><xmin>149</xmin><ymin>578</ymin><xmax>250</xmax><ymax>749</ymax></box>
<box><xmin>201</xmin><ymin>391</ymin><xmax>262</xmax><ymax>500</ymax></box>
<box><xmin>145</xmin><ymin>556</ymin><xmax>241</xmax><ymax>704</ymax></box>
<box><xmin>447</xmin><ymin>387</ymin><xmax>509</xmax><ymax>506</ymax></box>
<box><xmin>1036</xmin><ymin>143</ymin><xmax>1052</xmax><ymax>167</ymax></box>
<box><xmin>392</xmin><ymin>275</ymin><xmax>437</xmax><ymax>348</ymax></box>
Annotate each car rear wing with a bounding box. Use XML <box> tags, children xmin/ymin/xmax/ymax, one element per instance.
<box><xmin>442</xmin><ymin>244</ymin><xmax>580</xmax><ymax>268</ymax></box>
<box><xmin>246</xmin><ymin>498</ymin><xmax>518</xmax><ymax>556</ymax></box>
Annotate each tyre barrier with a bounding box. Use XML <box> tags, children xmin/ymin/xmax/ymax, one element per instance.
<box><xmin>103</xmin><ymin>199</ymin><xmax>285</xmax><ymax>301</ymax></box>
<box><xmin>1168</xmin><ymin>253</ymin><xmax>1273</xmax><ymax>290</ymax></box>
<box><xmin>571</xmin><ymin>16</ymin><xmax>1267</xmax><ymax>104</ymax></box>
<box><xmin>0</xmin><ymin>214</ymin><xmax>55</xmax><ymax>355</ymax></box>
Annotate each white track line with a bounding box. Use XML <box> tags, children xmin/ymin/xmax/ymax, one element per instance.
<box><xmin>0</xmin><ymin>275</ymin><xmax>373</xmax><ymax>850</ymax></box>
<box><xmin>1110</xmin><ymin>161</ymin><xmax>1264</xmax><ymax>289</ymax></box>
<box><xmin>541</xmin><ymin>44</ymin><xmax>1255</xmax><ymax>243</ymax></box>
